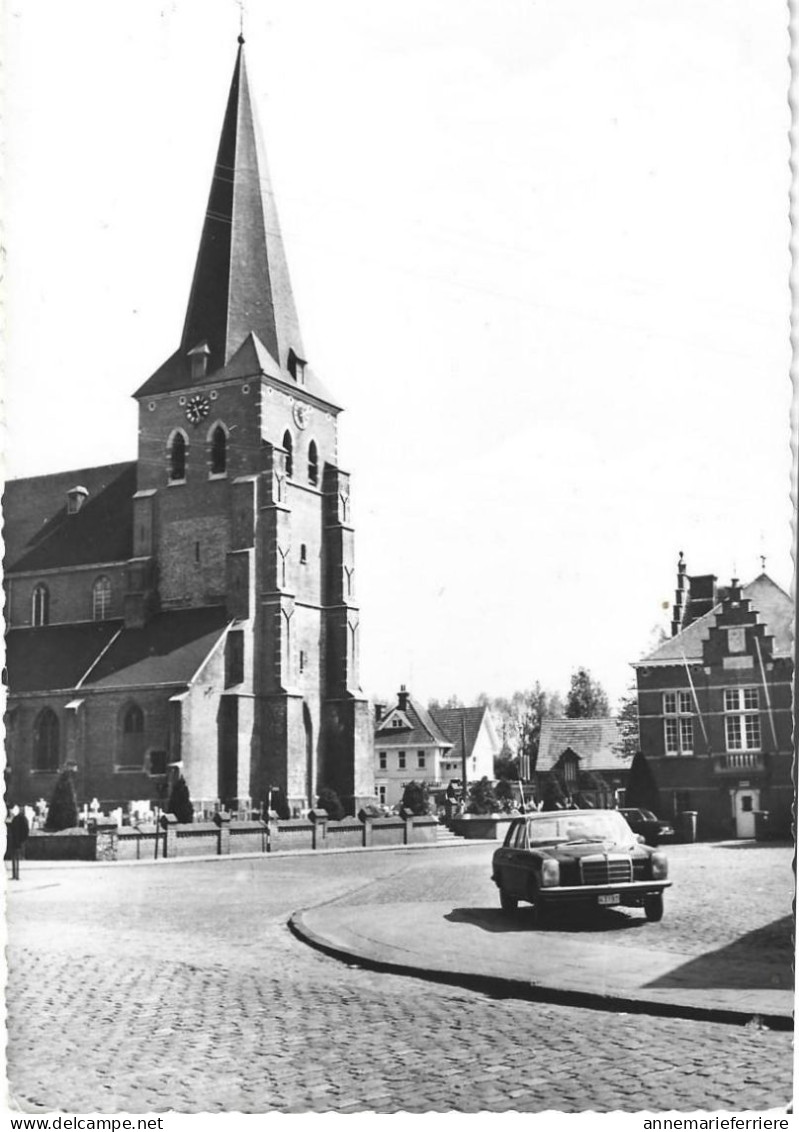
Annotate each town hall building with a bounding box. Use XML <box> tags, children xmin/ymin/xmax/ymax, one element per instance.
<box><xmin>4</xmin><ymin>39</ymin><xmax>374</xmax><ymax>817</ymax></box>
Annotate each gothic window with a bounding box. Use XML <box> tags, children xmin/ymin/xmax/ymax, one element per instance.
<box><xmin>169</xmin><ymin>431</ymin><xmax>187</xmax><ymax>482</ymax></box>
<box><xmin>92</xmin><ymin>576</ymin><xmax>111</xmax><ymax>621</ymax></box>
<box><xmin>32</xmin><ymin>584</ymin><xmax>50</xmax><ymax>627</ymax></box>
<box><xmin>33</xmin><ymin>708</ymin><xmax>59</xmax><ymax>771</ymax></box>
<box><xmin>308</xmin><ymin>440</ymin><xmax>319</xmax><ymax>486</ymax></box>
<box><xmin>119</xmin><ymin>704</ymin><xmax>146</xmax><ymax>769</ymax></box>
<box><xmin>562</xmin><ymin>752</ymin><xmax>578</xmax><ymax>785</ymax></box>
<box><xmin>210</xmin><ymin>424</ymin><xmax>227</xmax><ymax>475</ymax></box>
<box><xmin>283</xmin><ymin>431</ymin><xmax>293</xmax><ymax>478</ymax></box>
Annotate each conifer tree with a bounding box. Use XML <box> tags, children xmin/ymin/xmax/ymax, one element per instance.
<box><xmin>44</xmin><ymin>770</ymin><xmax>79</xmax><ymax>832</ymax></box>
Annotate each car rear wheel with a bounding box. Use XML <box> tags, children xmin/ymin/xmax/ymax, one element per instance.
<box><xmin>644</xmin><ymin>893</ymin><xmax>664</xmax><ymax>922</ymax></box>
<box><xmin>499</xmin><ymin>889</ymin><xmax>518</xmax><ymax>913</ymax></box>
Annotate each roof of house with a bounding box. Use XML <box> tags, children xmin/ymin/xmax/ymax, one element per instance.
<box><xmin>537</xmin><ymin>718</ymin><xmax>625</xmax><ymax>774</ymax></box>
<box><xmin>430</xmin><ymin>706</ymin><xmax>496</xmax><ymax>761</ymax></box>
<box><xmin>6</xmin><ymin>606</ymin><xmax>231</xmax><ymax>695</ymax></box>
<box><xmin>4</xmin><ymin>462</ymin><xmax>136</xmax><ymax>573</ymax></box>
<box><xmin>134</xmin><ymin>45</ymin><xmax>338</xmax><ymax>409</ymax></box>
<box><xmin>376</xmin><ymin>696</ymin><xmax>452</xmax><ymax>749</ymax></box>
<box><xmin>638</xmin><ymin>573</ymin><xmax>793</xmax><ymax>666</ymax></box>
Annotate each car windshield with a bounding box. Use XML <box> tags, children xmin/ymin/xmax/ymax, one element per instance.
<box><xmin>525</xmin><ymin>811</ymin><xmax>635</xmax><ymax>846</ymax></box>
<box><xmin>640</xmin><ymin>810</ymin><xmax>657</xmax><ymax>821</ymax></box>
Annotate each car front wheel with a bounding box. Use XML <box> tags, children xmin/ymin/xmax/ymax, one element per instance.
<box><xmin>499</xmin><ymin>889</ymin><xmax>518</xmax><ymax>913</ymax></box>
<box><xmin>644</xmin><ymin>893</ymin><xmax>664</xmax><ymax>922</ymax></box>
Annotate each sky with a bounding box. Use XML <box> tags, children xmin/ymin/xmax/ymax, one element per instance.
<box><xmin>3</xmin><ymin>0</ymin><xmax>794</xmax><ymax>711</ymax></box>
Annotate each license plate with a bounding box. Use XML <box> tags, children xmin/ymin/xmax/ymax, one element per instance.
<box><xmin>598</xmin><ymin>894</ymin><xmax>620</xmax><ymax>906</ymax></box>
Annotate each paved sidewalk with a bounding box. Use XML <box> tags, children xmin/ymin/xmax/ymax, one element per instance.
<box><xmin>292</xmin><ymin>894</ymin><xmax>794</xmax><ymax>1028</ymax></box>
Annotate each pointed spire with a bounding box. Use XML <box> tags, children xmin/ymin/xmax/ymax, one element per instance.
<box><xmin>181</xmin><ymin>41</ymin><xmax>304</xmax><ymax>372</ymax></box>
<box><xmin>136</xmin><ymin>41</ymin><xmax>311</xmax><ymax>399</ymax></box>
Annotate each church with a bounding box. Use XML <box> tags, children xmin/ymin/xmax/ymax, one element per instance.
<box><xmin>4</xmin><ymin>39</ymin><xmax>375</xmax><ymax>817</ymax></box>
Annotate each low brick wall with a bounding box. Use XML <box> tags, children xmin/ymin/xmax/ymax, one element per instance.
<box><xmin>22</xmin><ymin>815</ymin><xmax>444</xmax><ymax>861</ymax></box>
<box><xmin>325</xmin><ymin>819</ymin><xmax>365</xmax><ymax>849</ymax></box>
<box><xmin>25</xmin><ymin>831</ymin><xmax>97</xmax><ymax>861</ymax></box>
<box><xmin>230</xmin><ymin>822</ymin><xmax>270</xmax><ymax>855</ymax></box>
<box><xmin>271</xmin><ymin>819</ymin><xmax>314</xmax><ymax>853</ymax></box>
<box><xmin>370</xmin><ymin>818</ymin><xmax>406</xmax><ymax>847</ymax></box>
<box><xmin>449</xmin><ymin>815</ymin><xmax>514</xmax><ymax>841</ymax></box>
<box><xmin>116</xmin><ymin>830</ymin><xmax>161</xmax><ymax>861</ymax></box>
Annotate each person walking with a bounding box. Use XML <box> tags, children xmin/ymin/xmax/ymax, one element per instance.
<box><xmin>7</xmin><ymin>806</ymin><xmax>30</xmax><ymax>880</ymax></box>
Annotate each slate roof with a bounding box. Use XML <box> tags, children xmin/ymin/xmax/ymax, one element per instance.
<box><xmin>537</xmin><ymin>718</ymin><xmax>625</xmax><ymax>774</ymax></box>
<box><xmin>86</xmin><ymin>607</ymin><xmax>231</xmax><ymax>689</ymax></box>
<box><xmin>5</xmin><ymin>622</ymin><xmax>123</xmax><ymax>694</ymax></box>
<box><xmin>638</xmin><ymin>573</ymin><xmax>793</xmax><ymax>665</ymax></box>
<box><xmin>376</xmin><ymin>696</ymin><xmax>452</xmax><ymax>749</ymax></box>
<box><xmin>6</xmin><ymin>607</ymin><xmax>231</xmax><ymax>695</ymax></box>
<box><xmin>134</xmin><ymin>45</ymin><xmax>338</xmax><ymax>409</ymax></box>
<box><xmin>4</xmin><ymin>462</ymin><xmax>136</xmax><ymax>573</ymax></box>
<box><xmin>430</xmin><ymin>706</ymin><xmax>491</xmax><ymax>761</ymax></box>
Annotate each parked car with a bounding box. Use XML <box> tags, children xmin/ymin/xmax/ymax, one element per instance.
<box><xmin>492</xmin><ymin>809</ymin><xmax>671</xmax><ymax>925</ymax></box>
<box><xmin>618</xmin><ymin>807</ymin><xmax>675</xmax><ymax>847</ymax></box>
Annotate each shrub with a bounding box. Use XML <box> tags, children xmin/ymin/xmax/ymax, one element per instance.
<box><xmin>495</xmin><ymin>778</ymin><xmax>515</xmax><ymax>811</ymax></box>
<box><xmin>467</xmin><ymin>776</ymin><xmax>499</xmax><ymax>815</ymax></box>
<box><xmin>44</xmin><ymin>770</ymin><xmax>79</xmax><ymax>832</ymax></box>
<box><xmin>166</xmin><ymin>774</ymin><xmax>194</xmax><ymax>824</ymax></box>
<box><xmin>316</xmin><ymin>787</ymin><xmax>344</xmax><ymax>821</ymax></box>
<box><xmin>401</xmin><ymin>780</ymin><xmax>429</xmax><ymax>816</ymax></box>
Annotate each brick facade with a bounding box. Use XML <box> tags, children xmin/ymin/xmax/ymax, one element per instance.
<box><xmin>634</xmin><ymin>566</ymin><xmax>793</xmax><ymax>839</ymax></box>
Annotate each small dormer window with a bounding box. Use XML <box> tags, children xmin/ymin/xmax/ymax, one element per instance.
<box><xmin>188</xmin><ymin>342</ymin><xmax>211</xmax><ymax>381</ymax></box>
<box><xmin>288</xmin><ymin>349</ymin><xmax>307</xmax><ymax>385</ymax></box>
<box><xmin>66</xmin><ymin>486</ymin><xmax>89</xmax><ymax>514</ymax></box>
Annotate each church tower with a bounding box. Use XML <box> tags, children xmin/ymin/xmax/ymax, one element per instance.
<box><xmin>130</xmin><ymin>39</ymin><xmax>373</xmax><ymax>814</ymax></box>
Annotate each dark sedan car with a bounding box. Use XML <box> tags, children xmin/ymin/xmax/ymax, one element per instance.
<box><xmin>492</xmin><ymin>809</ymin><xmax>671</xmax><ymax>925</ymax></box>
<box><xmin>618</xmin><ymin>807</ymin><xmax>675</xmax><ymax>847</ymax></box>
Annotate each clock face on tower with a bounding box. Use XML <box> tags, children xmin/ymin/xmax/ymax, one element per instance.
<box><xmin>185</xmin><ymin>394</ymin><xmax>211</xmax><ymax>425</ymax></box>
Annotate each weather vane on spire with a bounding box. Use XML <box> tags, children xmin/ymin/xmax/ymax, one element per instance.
<box><xmin>237</xmin><ymin>0</ymin><xmax>246</xmax><ymax>44</ymax></box>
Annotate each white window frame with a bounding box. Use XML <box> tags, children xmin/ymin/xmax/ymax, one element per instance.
<box><xmin>724</xmin><ymin>687</ymin><xmax>761</xmax><ymax>752</ymax></box>
<box><xmin>662</xmin><ymin>690</ymin><xmax>693</xmax><ymax>755</ymax></box>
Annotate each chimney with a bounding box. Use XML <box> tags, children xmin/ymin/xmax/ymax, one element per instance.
<box><xmin>397</xmin><ymin>685</ymin><xmax>409</xmax><ymax>712</ymax></box>
<box><xmin>671</xmin><ymin>551</ymin><xmax>687</xmax><ymax>636</ymax></box>
<box><xmin>374</xmin><ymin>703</ymin><xmax>385</xmax><ymax>724</ymax></box>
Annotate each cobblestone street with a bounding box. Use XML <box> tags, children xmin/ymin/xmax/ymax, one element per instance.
<box><xmin>6</xmin><ymin>843</ymin><xmax>794</xmax><ymax>1113</ymax></box>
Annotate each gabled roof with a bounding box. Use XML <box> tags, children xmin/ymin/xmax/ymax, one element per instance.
<box><xmin>537</xmin><ymin>718</ymin><xmax>625</xmax><ymax>774</ymax></box>
<box><xmin>638</xmin><ymin>573</ymin><xmax>793</xmax><ymax>665</ymax></box>
<box><xmin>4</xmin><ymin>463</ymin><xmax>136</xmax><ymax>573</ymax></box>
<box><xmin>430</xmin><ymin>706</ymin><xmax>496</xmax><ymax>761</ymax></box>
<box><xmin>376</xmin><ymin>697</ymin><xmax>452</xmax><ymax>749</ymax></box>
<box><xmin>5</xmin><ymin>607</ymin><xmax>231</xmax><ymax>696</ymax></box>
<box><xmin>134</xmin><ymin>44</ymin><xmax>337</xmax><ymax>408</ymax></box>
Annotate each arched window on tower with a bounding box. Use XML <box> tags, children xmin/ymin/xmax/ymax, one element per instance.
<box><xmin>283</xmin><ymin>430</ymin><xmax>293</xmax><ymax>478</ymax></box>
<box><xmin>32</xmin><ymin>584</ymin><xmax>49</xmax><ymax>627</ymax></box>
<box><xmin>33</xmin><ymin>708</ymin><xmax>60</xmax><ymax>771</ymax></box>
<box><xmin>92</xmin><ymin>576</ymin><xmax>111</xmax><ymax>621</ymax></box>
<box><xmin>210</xmin><ymin>424</ymin><xmax>227</xmax><ymax>476</ymax></box>
<box><xmin>119</xmin><ymin>703</ymin><xmax>146</xmax><ymax>770</ymax></box>
<box><xmin>169</xmin><ymin>431</ymin><xmax>187</xmax><ymax>482</ymax></box>
<box><xmin>308</xmin><ymin>440</ymin><xmax>319</xmax><ymax>486</ymax></box>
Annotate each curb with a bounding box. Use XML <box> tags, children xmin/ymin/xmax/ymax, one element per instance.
<box><xmin>288</xmin><ymin>910</ymin><xmax>793</xmax><ymax>1033</ymax></box>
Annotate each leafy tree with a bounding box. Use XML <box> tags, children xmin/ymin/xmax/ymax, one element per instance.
<box><xmin>494</xmin><ymin>778</ymin><xmax>515</xmax><ymax>811</ymax></box>
<box><xmin>316</xmin><ymin>786</ymin><xmax>345</xmax><ymax>821</ymax></box>
<box><xmin>44</xmin><ymin>769</ymin><xmax>79</xmax><ymax>832</ymax></box>
<box><xmin>401</xmin><ymin>780</ymin><xmax>429</xmax><ymax>816</ymax></box>
<box><xmin>565</xmin><ymin>667</ymin><xmax>610</xmax><ymax>719</ymax></box>
<box><xmin>625</xmin><ymin>751</ymin><xmax>660</xmax><ymax>814</ymax></box>
<box><xmin>615</xmin><ymin>687</ymin><xmax>640</xmax><ymax>761</ymax></box>
<box><xmin>467</xmin><ymin>776</ymin><xmax>499</xmax><ymax>815</ymax></box>
<box><xmin>519</xmin><ymin>683</ymin><xmax>564</xmax><ymax>774</ymax></box>
<box><xmin>428</xmin><ymin>693</ymin><xmax>463</xmax><ymax>712</ymax></box>
<box><xmin>494</xmin><ymin>753</ymin><xmax>520</xmax><ymax>780</ymax></box>
<box><xmin>540</xmin><ymin>771</ymin><xmax>568</xmax><ymax>811</ymax></box>
<box><xmin>167</xmin><ymin>774</ymin><xmax>194</xmax><ymax>824</ymax></box>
